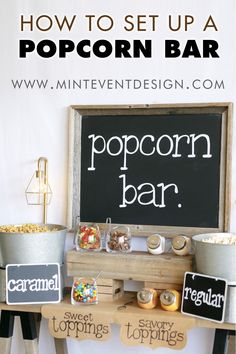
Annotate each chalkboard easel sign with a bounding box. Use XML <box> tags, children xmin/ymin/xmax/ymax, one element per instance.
<box><xmin>181</xmin><ymin>272</ymin><xmax>228</xmax><ymax>323</ymax></box>
<box><xmin>6</xmin><ymin>263</ymin><xmax>61</xmax><ymax>305</ymax></box>
<box><xmin>67</xmin><ymin>103</ymin><xmax>232</xmax><ymax>236</ymax></box>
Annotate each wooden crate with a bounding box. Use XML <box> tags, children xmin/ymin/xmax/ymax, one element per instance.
<box><xmin>97</xmin><ymin>278</ymin><xmax>124</xmax><ymax>302</ymax></box>
<box><xmin>73</xmin><ymin>277</ymin><xmax>124</xmax><ymax>302</ymax></box>
<box><xmin>67</xmin><ymin>250</ymin><xmax>192</xmax><ymax>300</ymax></box>
<box><xmin>144</xmin><ymin>281</ymin><xmax>183</xmax><ymax>291</ymax></box>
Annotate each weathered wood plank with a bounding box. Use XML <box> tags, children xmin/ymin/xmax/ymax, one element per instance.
<box><xmin>66</xmin><ymin>250</ymin><xmax>192</xmax><ymax>284</ymax></box>
<box><xmin>97</xmin><ymin>285</ymin><xmax>124</xmax><ymax>295</ymax></box>
<box><xmin>67</xmin><ymin>103</ymin><xmax>232</xmax><ymax>234</ymax></box>
<box><xmin>99</xmin><ymin>291</ymin><xmax>124</xmax><ymax>302</ymax></box>
<box><xmin>42</xmin><ymin>293</ymin><xmax>236</xmax><ymax>331</ymax></box>
<box><xmin>97</xmin><ymin>279</ymin><xmax>123</xmax><ymax>287</ymax></box>
<box><xmin>144</xmin><ymin>282</ymin><xmax>183</xmax><ymax>291</ymax></box>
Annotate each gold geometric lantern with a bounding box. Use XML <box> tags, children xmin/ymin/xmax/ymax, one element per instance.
<box><xmin>25</xmin><ymin>157</ymin><xmax>52</xmax><ymax>224</ymax></box>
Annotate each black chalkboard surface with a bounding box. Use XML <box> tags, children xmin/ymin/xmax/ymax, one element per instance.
<box><xmin>181</xmin><ymin>272</ymin><xmax>227</xmax><ymax>323</ymax></box>
<box><xmin>68</xmin><ymin>104</ymin><xmax>232</xmax><ymax>235</ymax></box>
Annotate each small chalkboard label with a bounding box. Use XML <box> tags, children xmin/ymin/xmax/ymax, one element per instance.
<box><xmin>181</xmin><ymin>272</ymin><xmax>227</xmax><ymax>323</ymax></box>
<box><xmin>6</xmin><ymin>263</ymin><xmax>61</xmax><ymax>305</ymax></box>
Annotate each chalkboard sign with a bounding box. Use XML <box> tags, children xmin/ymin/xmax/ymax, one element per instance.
<box><xmin>6</xmin><ymin>263</ymin><xmax>61</xmax><ymax>305</ymax></box>
<box><xmin>181</xmin><ymin>272</ymin><xmax>227</xmax><ymax>323</ymax></box>
<box><xmin>67</xmin><ymin>104</ymin><xmax>232</xmax><ymax>235</ymax></box>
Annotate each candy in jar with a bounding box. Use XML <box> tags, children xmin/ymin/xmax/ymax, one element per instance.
<box><xmin>75</xmin><ymin>223</ymin><xmax>101</xmax><ymax>251</ymax></box>
<box><xmin>71</xmin><ymin>278</ymin><xmax>98</xmax><ymax>305</ymax></box>
<box><xmin>106</xmin><ymin>225</ymin><xmax>132</xmax><ymax>253</ymax></box>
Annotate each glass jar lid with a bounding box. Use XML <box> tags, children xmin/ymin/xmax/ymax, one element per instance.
<box><xmin>147</xmin><ymin>234</ymin><xmax>161</xmax><ymax>249</ymax></box>
<box><xmin>172</xmin><ymin>235</ymin><xmax>186</xmax><ymax>250</ymax></box>
<box><xmin>137</xmin><ymin>289</ymin><xmax>153</xmax><ymax>304</ymax></box>
<box><xmin>160</xmin><ymin>290</ymin><xmax>176</xmax><ymax>306</ymax></box>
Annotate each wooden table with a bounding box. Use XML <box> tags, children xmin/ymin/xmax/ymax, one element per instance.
<box><xmin>42</xmin><ymin>294</ymin><xmax>235</xmax><ymax>354</ymax></box>
<box><xmin>0</xmin><ymin>293</ymin><xmax>235</xmax><ymax>354</ymax></box>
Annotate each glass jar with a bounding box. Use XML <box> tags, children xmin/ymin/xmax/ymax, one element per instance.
<box><xmin>137</xmin><ymin>288</ymin><xmax>158</xmax><ymax>309</ymax></box>
<box><xmin>75</xmin><ymin>223</ymin><xmax>101</xmax><ymax>251</ymax></box>
<box><xmin>171</xmin><ymin>235</ymin><xmax>191</xmax><ymax>256</ymax></box>
<box><xmin>160</xmin><ymin>289</ymin><xmax>181</xmax><ymax>311</ymax></box>
<box><xmin>147</xmin><ymin>234</ymin><xmax>165</xmax><ymax>255</ymax></box>
<box><xmin>106</xmin><ymin>225</ymin><xmax>132</xmax><ymax>253</ymax></box>
<box><xmin>71</xmin><ymin>277</ymin><xmax>98</xmax><ymax>305</ymax></box>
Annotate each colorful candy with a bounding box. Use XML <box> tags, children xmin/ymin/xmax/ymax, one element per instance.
<box><xmin>75</xmin><ymin>224</ymin><xmax>101</xmax><ymax>251</ymax></box>
<box><xmin>71</xmin><ymin>278</ymin><xmax>98</xmax><ymax>305</ymax></box>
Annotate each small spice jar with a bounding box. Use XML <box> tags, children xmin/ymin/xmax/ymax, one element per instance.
<box><xmin>106</xmin><ymin>225</ymin><xmax>132</xmax><ymax>253</ymax></box>
<box><xmin>75</xmin><ymin>223</ymin><xmax>101</xmax><ymax>251</ymax></box>
<box><xmin>172</xmin><ymin>235</ymin><xmax>191</xmax><ymax>256</ymax></box>
<box><xmin>160</xmin><ymin>289</ymin><xmax>181</xmax><ymax>311</ymax></box>
<box><xmin>71</xmin><ymin>278</ymin><xmax>98</xmax><ymax>305</ymax></box>
<box><xmin>137</xmin><ymin>288</ymin><xmax>158</xmax><ymax>309</ymax></box>
<box><xmin>147</xmin><ymin>234</ymin><xmax>165</xmax><ymax>255</ymax></box>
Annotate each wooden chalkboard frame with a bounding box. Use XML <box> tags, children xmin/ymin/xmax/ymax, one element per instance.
<box><xmin>67</xmin><ymin>103</ymin><xmax>232</xmax><ymax>237</ymax></box>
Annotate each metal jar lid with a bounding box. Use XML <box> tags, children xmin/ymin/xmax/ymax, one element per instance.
<box><xmin>137</xmin><ymin>289</ymin><xmax>153</xmax><ymax>304</ymax></box>
<box><xmin>160</xmin><ymin>290</ymin><xmax>176</xmax><ymax>306</ymax></box>
<box><xmin>147</xmin><ymin>235</ymin><xmax>161</xmax><ymax>249</ymax></box>
<box><xmin>172</xmin><ymin>235</ymin><xmax>186</xmax><ymax>250</ymax></box>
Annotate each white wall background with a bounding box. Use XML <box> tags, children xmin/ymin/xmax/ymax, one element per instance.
<box><xmin>0</xmin><ymin>0</ymin><xmax>235</xmax><ymax>353</ymax></box>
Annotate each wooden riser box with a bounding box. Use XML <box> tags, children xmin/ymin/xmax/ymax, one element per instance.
<box><xmin>67</xmin><ymin>250</ymin><xmax>192</xmax><ymax>301</ymax></box>
<box><xmin>73</xmin><ymin>277</ymin><xmax>124</xmax><ymax>302</ymax></box>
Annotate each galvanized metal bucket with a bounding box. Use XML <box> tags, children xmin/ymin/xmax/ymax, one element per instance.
<box><xmin>224</xmin><ymin>285</ymin><xmax>236</xmax><ymax>323</ymax></box>
<box><xmin>0</xmin><ymin>224</ymin><xmax>67</xmax><ymax>266</ymax></box>
<box><xmin>0</xmin><ymin>268</ymin><xmax>6</xmax><ymax>302</ymax></box>
<box><xmin>192</xmin><ymin>233</ymin><xmax>236</xmax><ymax>284</ymax></box>
<box><xmin>193</xmin><ymin>233</ymin><xmax>236</xmax><ymax>323</ymax></box>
